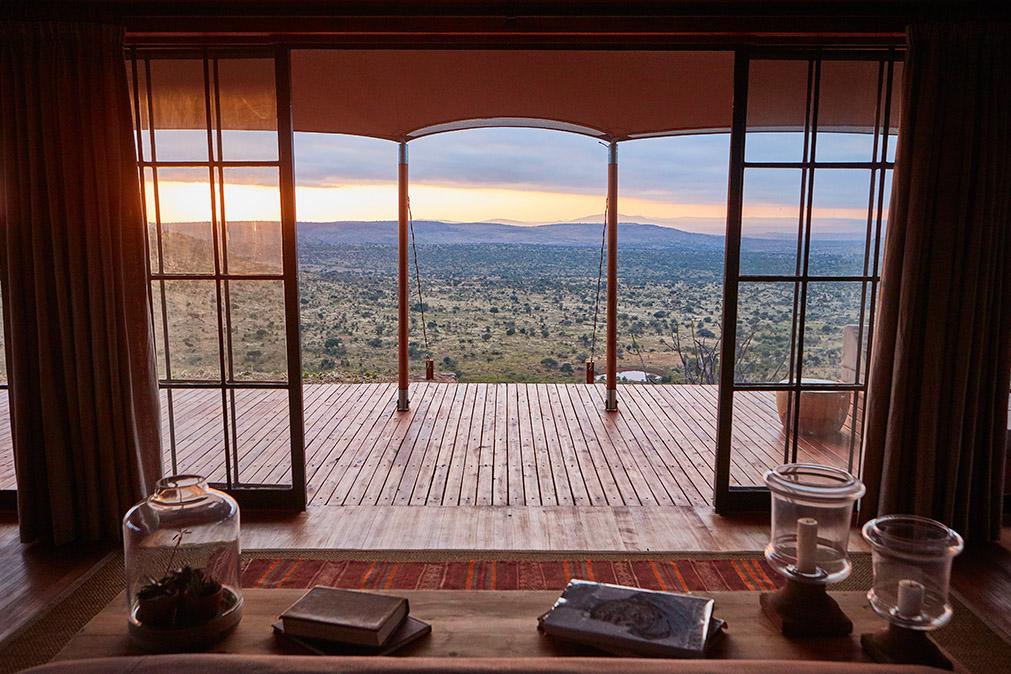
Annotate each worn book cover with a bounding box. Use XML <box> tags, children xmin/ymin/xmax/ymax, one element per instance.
<box><xmin>279</xmin><ymin>587</ymin><xmax>409</xmax><ymax>646</ymax></box>
<box><xmin>273</xmin><ymin>615</ymin><xmax>431</xmax><ymax>655</ymax></box>
<box><xmin>539</xmin><ymin>580</ymin><xmax>718</xmax><ymax>658</ymax></box>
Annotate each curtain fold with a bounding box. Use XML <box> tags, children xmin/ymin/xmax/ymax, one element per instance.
<box><xmin>861</xmin><ymin>22</ymin><xmax>1011</xmax><ymax>543</ymax></box>
<box><xmin>0</xmin><ymin>21</ymin><xmax>161</xmax><ymax>545</ymax></box>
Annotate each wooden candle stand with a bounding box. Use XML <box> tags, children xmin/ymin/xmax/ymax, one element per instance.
<box><xmin>760</xmin><ymin>578</ymin><xmax>853</xmax><ymax>638</ymax></box>
<box><xmin>861</xmin><ymin>624</ymin><xmax>954</xmax><ymax>670</ymax></box>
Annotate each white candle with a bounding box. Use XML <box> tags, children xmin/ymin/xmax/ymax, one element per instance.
<box><xmin>795</xmin><ymin>517</ymin><xmax>818</xmax><ymax>575</ymax></box>
<box><xmin>897</xmin><ymin>579</ymin><xmax>925</xmax><ymax>618</ymax></box>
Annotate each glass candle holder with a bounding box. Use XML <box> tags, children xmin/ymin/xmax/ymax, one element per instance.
<box><xmin>123</xmin><ymin>475</ymin><xmax>243</xmax><ymax>650</ymax></box>
<box><xmin>765</xmin><ymin>463</ymin><xmax>866</xmax><ymax>584</ymax></box>
<box><xmin>862</xmin><ymin>515</ymin><xmax>964</xmax><ymax>630</ymax></box>
<box><xmin>759</xmin><ymin>463</ymin><xmax>865</xmax><ymax>638</ymax></box>
<box><xmin>860</xmin><ymin>515</ymin><xmax>963</xmax><ymax>669</ymax></box>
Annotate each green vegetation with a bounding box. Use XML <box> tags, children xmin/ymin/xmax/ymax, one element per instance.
<box><xmin>151</xmin><ymin>224</ymin><xmax>866</xmax><ymax>386</ymax></box>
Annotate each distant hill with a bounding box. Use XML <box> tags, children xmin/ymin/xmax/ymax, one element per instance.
<box><xmin>297</xmin><ymin>220</ymin><xmax>730</xmax><ymax>249</ymax></box>
<box><xmin>160</xmin><ymin>218</ymin><xmax>866</xmax><ymax>254</ymax></box>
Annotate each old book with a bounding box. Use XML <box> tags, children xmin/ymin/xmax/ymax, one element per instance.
<box><xmin>279</xmin><ymin>587</ymin><xmax>409</xmax><ymax>646</ymax></box>
<box><xmin>538</xmin><ymin>580</ymin><xmax>718</xmax><ymax>658</ymax></box>
<box><xmin>272</xmin><ymin>615</ymin><xmax>431</xmax><ymax>656</ymax></box>
<box><xmin>586</xmin><ymin>617</ymin><xmax>727</xmax><ymax>657</ymax></box>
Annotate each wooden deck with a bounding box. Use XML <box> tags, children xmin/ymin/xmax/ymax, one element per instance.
<box><xmin>0</xmin><ymin>384</ymin><xmax>859</xmax><ymax>503</ymax></box>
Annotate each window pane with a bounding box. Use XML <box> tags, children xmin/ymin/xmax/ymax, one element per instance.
<box><xmin>222</xmin><ymin>167</ymin><xmax>282</xmax><ymax>274</ymax></box>
<box><xmin>129</xmin><ymin>58</ymin><xmax>152</xmax><ymax>162</ymax></box>
<box><xmin>747</xmin><ymin>59</ymin><xmax>809</xmax><ymax>162</ymax></box>
<box><xmin>875</xmin><ymin>169</ymin><xmax>894</xmax><ymax>269</ymax></box>
<box><xmin>163</xmin><ymin>388</ymin><xmax>228</xmax><ymax>482</ymax></box>
<box><xmin>816</xmin><ymin>60</ymin><xmax>880</xmax><ymax>162</ymax></box>
<box><xmin>227</xmin><ymin>280</ymin><xmax>287</xmax><ymax>381</ymax></box>
<box><xmin>741</xmin><ymin>168</ymin><xmax>802</xmax><ymax>276</ymax></box>
<box><xmin>735</xmin><ymin>282</ymin><xmax>796</xmax><ymax>384</ymax></box>
<box><xmin>149</xmin><ymin>59</ymin><xmax>208</xmax><ymax>162</ymax></box>
<box><xmin>217</xmin><ymin>58</ymin><xmax>278</xmax><ymax>161</ymax></box>
<box><xmin>143</xmin><ymin>167</ymin><xmax>160</xmax><ymax>272</ymax></box>
<box><xmin>730</xmin><ymin>389</ymin><xmax>790</xmax><ymax>487</ymax></box>
<box><xmin>163</xmin><ymin>280</ymin><xmax>220</xmax><ymax>380</ymax></box>
<box><xmin>795</xmin><ymin>389</ymin><xmax>861</xmax><ymax>472</ymax></box>
<box><xmin>886</xmin><ymin>61</ymin><xmax>903</xmax><ymax>164</ymax></box>
<box><xmin>808</xmin><ymin>169</ymin><xmax>872</xmax><ymax>277</ymax></box>
<box><xmin>801</xmin><ymin>281</ymin><xmax>864</xmax><ymax>383</ymax></box>
<box><xmin>816</xmin><ymin>132</ymin><xmax>875</xmax><ymax>163</ymax></box>
<box><xmin>151</xmin><ymin>167</ymin><xmax>216</xmax><ymax>274</ymax></box>
<box><xmin>150</xmin><ymin>281</ymin><xmax>166</xmax><ymax>379</ymax></box>
<box><xmin>231</xmin><ymin>388</ymin><xmax>291</xmax><ymax>487</ymax></box>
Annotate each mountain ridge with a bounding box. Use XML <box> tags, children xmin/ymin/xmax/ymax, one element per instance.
<box><xmin>158</xmin><ymin>218</ymin><xmax>868</xmax><ymax>252</ymax></box>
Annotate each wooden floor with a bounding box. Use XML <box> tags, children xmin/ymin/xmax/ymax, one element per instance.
<box><xmin>0</xmin><ymin>383</ymin><xmax>859</xmax><ymax>503</ymax></box>
<box><xmin>239</xmin><ymin>505</ymin><xmax>776</xmax><ymax>551</ymax></box>
<box><xmin>0</xmin><ymin>513</ymin><xmax>111</xmax><ymax>647</ymax></box>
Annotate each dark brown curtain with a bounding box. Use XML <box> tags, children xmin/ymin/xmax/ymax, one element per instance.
<box><xmin>861</xmin><ymin>22</ymin><xmax>1011</xmax><ymax>543</ymax></box>
<box><xmin>0</xmin><ymin>21</ymin><xmax>161</xmax><ymax>545</ymax></box>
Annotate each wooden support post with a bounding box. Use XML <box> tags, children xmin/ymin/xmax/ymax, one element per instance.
<box><xmin>397</xmin><ymin>141</ymin><xmax>410</xmax><ymax>411</ymax></box>
<box><xmin>606</xmin><ymin>141</ymin><xmax>618</xmax><ymax>412</ymax></box>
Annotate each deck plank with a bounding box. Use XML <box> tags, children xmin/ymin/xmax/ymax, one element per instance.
<box><xmin>578</xmin><ymin>384</ymin><xmax>665</xmax><ymax>506</ymax></box>
<box><xmin>0</xmin><ymin>383</ymin><xmax>858</xmax><ymax>503</ymax></box>
<box><xmin>546</xmin><ymin>383</ymin><xmax>604</xmax><ymax>506</ymax></box>
<box><xmin>464</xmin><ymin>383</ymin><xmax>491</xmax><ymax>506</ymax></box>
<box><xmin>505</xmin><ymin>383</ymin><xmax>525</xmax><ymax>505</ymax></box>
<box><xmin>309</xmin><ymin>383</ymin><xmax>396</xmax><ymax>505</ymax></box>
<box><xmin>341</xmin><ymin>385</ymin><xmax>410</xmax><ymax>506</ymax></box>
<box><xmin>619</xmin><ymin>386</ymin><xmax>711</xmax><ymax>505</ymax></box>
<box><xmin>533</xmin><ymin>384</ymin><xmax>572</xmax><ymax>506</ymax></box>
<box><xmin>314</xmin><ymin>383</ymin><xmax>398</xmax><ymax>506</ymax></box>
<box><xmin>409</xmin><ymin>381</ymin><xmax>463</xmax><ymax>505</ymax></box>
<box><xmin>425</xmin><ymin>383</ymin><xmax>469</xmax><ymax>505</ymax></box>
<box><xmin>379</xmin><ymin>383</ymin><xmax>447</xmax><ymax>506</ymax></box>
<box><xmin>491</xmin><ymin>383</ymin><xmax>509</xmax><ymax>505</ymax></box>
<box><xmin>438</xmin><ymin>383</ymin><xmax>476</xmax><ymax>506</ymax></box>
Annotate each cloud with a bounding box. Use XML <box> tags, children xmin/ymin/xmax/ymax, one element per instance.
<box><xmin>148</xmin><ymin>128</ymin><xmax>890</xmax><ymax>229</ymax></box>
<box><xmin>291</xmin><ymin>128</ymin><xmax>881</xmax><ymax>209</ymax></box>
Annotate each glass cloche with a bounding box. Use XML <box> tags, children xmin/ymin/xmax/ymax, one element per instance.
<box><xmin>123</xmin><ymin>475</ymin><xmax>242</xmax><ymax>650</ymax></box>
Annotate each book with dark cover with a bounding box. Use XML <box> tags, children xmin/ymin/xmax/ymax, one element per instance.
<box><xmin>279</xmin><ymin>587</ymin><xmax>409</xmax><ymax>647</ymax></box>
<box><xmin>538</xmin><ymin>580</ymin><xmax>719</xmax><ymax>658</ymax></box>
<box><xmin>272</xmin><ymin>615</ymin><xmax>431</xmax><ymax>656</ymax></box>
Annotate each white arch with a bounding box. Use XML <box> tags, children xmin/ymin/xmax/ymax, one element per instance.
<box><xmin>404</xmin><ymin>117</ymin><xmax>609</xmax><ymax>141</ymax></box>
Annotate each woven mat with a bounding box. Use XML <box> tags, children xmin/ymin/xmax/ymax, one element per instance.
<box><xmin>0</xmin><ymin>551</ymin><xmax>1007</xmax><ymax>673</ymax></box>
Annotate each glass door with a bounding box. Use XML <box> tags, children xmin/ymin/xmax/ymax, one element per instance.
<box><xmin>714</xmin><ymin>49</ymin><xmax>901</xmax><ymax>512</ymax></box>
<box><xmin>129</xmin><ymin>47</ymin><xmax>306</xmax><ymax>509</ymax></box>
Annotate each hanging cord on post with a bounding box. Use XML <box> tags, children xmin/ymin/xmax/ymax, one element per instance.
<box><xmin>586</xmin><ymin>198</ymin><xmax>608</xmax><ymax>384</ymax></box>
<box><xmin>590</xmin><ymin>197</ymin><xmax>607</xmax><ymax>363</ymax></box>
<box><xmin>629</xmin><ymin>325</ymin><xmax>648</xmax><ymax>375</ymax></box>
<box><xmin>408</xmin><ymin>200</ymin><xmax>434</xmax><ymax>379</ymax></box>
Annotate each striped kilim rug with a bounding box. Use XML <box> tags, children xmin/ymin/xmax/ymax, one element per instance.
<box><xmin>241</xmin><ymin>557</ymin><xmax>780</xmax><ymax>592</ymax></box>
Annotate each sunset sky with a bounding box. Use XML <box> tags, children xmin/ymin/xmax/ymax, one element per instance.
<box><xmin>148</xmin><ymin>127</ymin><xmax>884</xmax><ymax>234</ymax></box>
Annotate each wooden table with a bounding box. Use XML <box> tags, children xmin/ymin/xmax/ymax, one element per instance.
<box><xmin>52</xmin><ymin>589</ymin><xmax>914</xmax><ymax>664</ymax></box>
